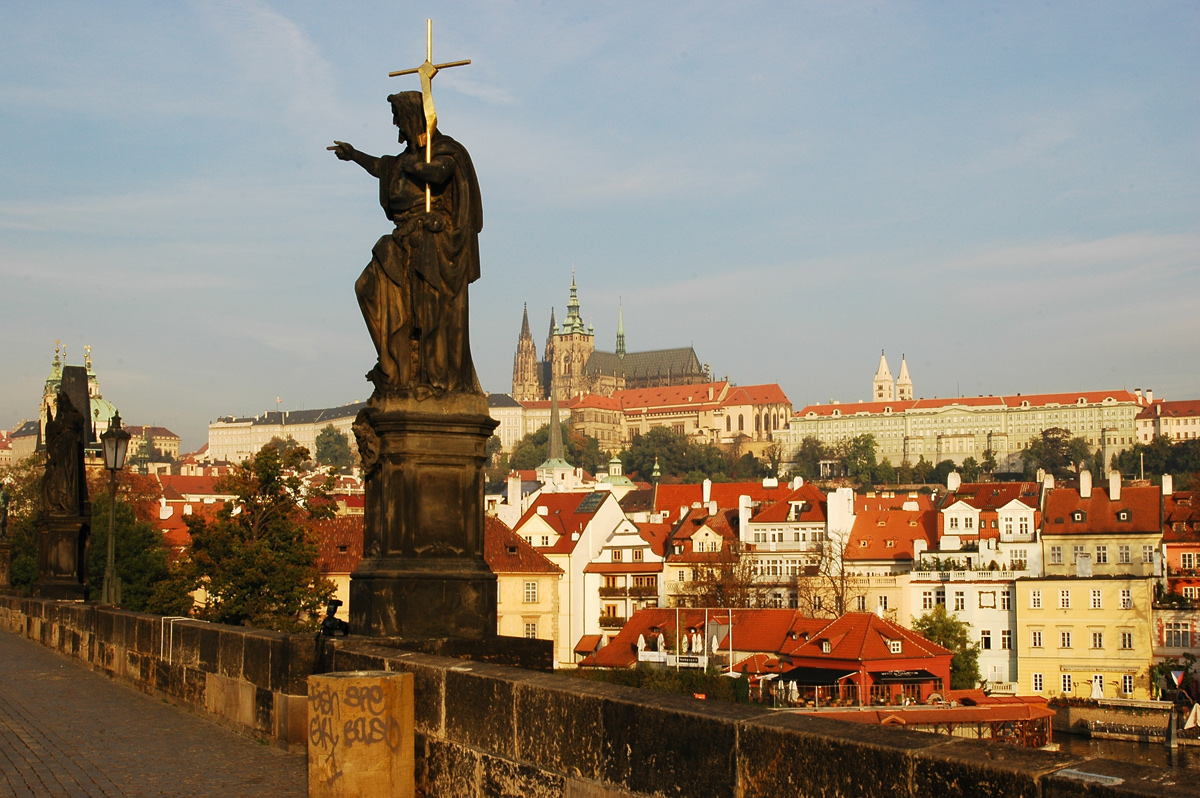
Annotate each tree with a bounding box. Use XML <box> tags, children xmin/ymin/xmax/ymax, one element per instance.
<box><xmin>1022</xmin><ymin>427</ymin><xmax>1090</xmax><ymax>480</ymax></box>
<box><xmin>186</xmin><ymin>444</ymin><xmax>334</xmax><ymax>632</ymax></box>
<box><xmin>508</xmin><ymin>423</ymin><xmax>605</xmax><ymax>474</ymax></box>
<box><xmin>791</xmin><ymin>436</ymin><xmax>827</xmax><ymax>481</ymax></box>
<box><xmin>2</xmin><ymin>455</ymin><xmax>46</xmax><ymax>592</ymax></box>
<box><xmin>981</xmin><ymin>449</ymin><xmax>997</xmax><ymax>477</ymax></box>
<box><xmin>621</xmin><ymin>426</ymin><xmax>732</xmax><ymax>482</ymax></box>
<box><xmin>763</xmin><ymin>441</ymin><xmax>785</xmax><ymax>478</ymax></box>
<box><xmin>960</xmin><ymin>457</ymin><xmax>981</xmax><ymax>483</ymax></box>
<box><xmin>839</xmin><ymin>434</ymin><xmax>877</xmax><ymax>487</ymax></box>
<box><xmin>675</xmin><ymin>541</ymin><xmax>767</xmax><ymax>608</ymax></box>
<box><xmin>314</xmin><ymin>425</ymin><xmax>354</xmax><ymax>470</ymax></box>
<box><xmin>911</xmin><ymin>604</ymin><xmax>980</xmax><ymax>690</ymax></box>
<box><xmin>873</xmin><ymin>458</ymin><xmax>897</xmax><ymax>486</ymax></box>
<box><xmin>87</xmin><ymin>490</ymin><xmax>193</xmax><ymax>615</ymax></box>
<box><xmin>792</xmin><ymin>532</ymin><xmax>865</xmax><ymax>619</ymax></box>
<box><xmin>264</xmin><ymin>435</ymin><xmax>304</xmax><ymax>462</ymax></box>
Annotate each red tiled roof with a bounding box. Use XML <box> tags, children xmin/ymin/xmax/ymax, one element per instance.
<box><xmin>1136</xmin><ymin>399</ymin><xmax>1200</xmax><ymax>420</ymax></box>
<box><xmin>1164</xmin><ymin>492</ymin><xmax>1200</xmax><ymax>542</ymax></box>
<box><xmin>943</xmin><ymin>482</ymin><xmax>1039</xmax><ymax>512</ymax></box>
<box><xmin>313</xmin><ymin>516</ymin><xmax>364</xmax><ymax>573</ymax></box>
<box><xmin>1043</xmin><ymin>484</ymin><xmax>1161</xmax><ymax>535</ymax></box>
<box><xmin>654</xmin><ymin>480</ymin><xmax>800</xmax><ymax>517</ymax></box>
<box><xmin>720</xmin><ymin>383</ymin><xmax>791</xmax><ymax>407</ymax></box>
<box><xmin>157</xmin><ymin>474</ymin><xmax>227</xmax><ymax>498</ymax></box>
<box><xmin>513</xmin><ymin>492</ymin><xmax>609</xmax><ymax>554</ymax></box>
<box><xmin>574</xmin><ymin>634</ymin><xmax>603</xmax><ymax>656</ymax></box>
<box><xmin>613</xmin><ymin>382</ymin><xmax>728</xmax><ymax>412</ymax></box>
<box><xmin>750</xmin><ymin>483</ymin><xmax>828</xmax><ymax>524</ymax></box>
<box><xmin>855</xmin><ymin>493</ymin><xmax>934</xmax><ymax>512</ymax></box>
<box><xmin>788</xmin><ymin>612</ymin><xmax>952</xmax><ymax>662</ymax></box>
<box><xmin>845</xmin><ymin>509</ymin><xmax>937</xmax><ymax>562</ymax></box>
<box><xmin>636</xmin><ymin>521</ymin><xmax>673</xmax><ymax>557</ymax></box>
<box><xmin>582</xmin><ymin>562</ymin><xmax>662</xmax><ymax>574</ymax></box>
<box><xmin>484</xmin><ymin>516</ymin><xmax>562</xmax><ymax>574</ymax></box>
<box><xmin>568</xmin><ymin>393</ymin><xmax>623</xmax><ymax>411</ymax></box>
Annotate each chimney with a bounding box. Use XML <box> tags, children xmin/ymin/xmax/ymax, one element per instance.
<box><xmin>1108</xmin><ymin>471</ymin><xmax>1121</xmax><ymax>502</ymax></box>
<box><xmin>947</xmin><ymin>471</ymin><xmax>961</xmax><ymax>492</ymax></box>
<box><xmin>1080</xmin><ymin>469</ymin><xmax>1092</xmax><ymax>499</ymax></box>
<box><xmin>702</xmin><ymin>478</ymin><xmax>712</xmax><ymax>504</ymax></box>
<box><xmin>1163</xmin><ymin>473</ymin><xmax>1173</xmax><ymax>496</ymax></box>
<box><xmin>792</xmin><ymin>476</ymin><xmax>803</xmax><ymax>490</ymax></box>
<box><xmin>708</xmin><ymin>500</ymin><xmax>718</xmax><ymax>517</ymax></box>
<box><xmin>1135</xmin><ymin>387</ymin><xmax>1143</xmax><ymax>405</ymax></box>
<box><xmin>508</xmin><ymin>471</ymin><xmax>522</xmax><ymax>508</ymax></box>
<box><xmin>739</xmin><ymin>495</ymin><xmax>753</xmax><ymax>541</ymax></box>
<box><xmin>1146</xmin><ymin>388</ymin><xmax>1154</xmax><ymax>404</ymax></box>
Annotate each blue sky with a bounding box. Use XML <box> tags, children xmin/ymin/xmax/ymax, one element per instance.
<box><xmin>2</xmin><ymin>1</ymin><xmax>1197</xmax><ymax>450</ymax></box>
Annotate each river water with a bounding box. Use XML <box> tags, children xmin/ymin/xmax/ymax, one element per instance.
<box><xmin>1054</xmin><ymin>733</ymin><xmax>1200</xmax><ymax>772</ymax></box>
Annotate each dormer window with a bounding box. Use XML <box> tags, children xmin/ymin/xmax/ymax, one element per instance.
<box><xmin>820</xmin><ymin>640</ymin><xmax>831</xmax><ymax>654</ymax></box>
<box><xmin>889</xmin><ymin>640</ymin><xmax>902</xmax><ymax>654</ymax></box>
<box><xmin>612</xmin><ymin>549</ymin><xmax>623</xmax><ymax>562</ymax></box>
<box><xmin>1117</xmin><ymin>510</ymin><xmax>1130</xmax><ymax>522</ymax></box>
<box><xmin>1072</xmin><ymin>511</ymin><xmax>1085</xmax><ymax>523</ymax></box>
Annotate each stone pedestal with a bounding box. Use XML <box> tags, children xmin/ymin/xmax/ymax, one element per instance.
<box><xmin>349</xmin><ymin>394</ymin><xmax>498</xmax><ymax>638</ymax></box>
<box><xmin>33</xmin><ymin>515</ymin><xmax>88</xmax><ymax>600</ymax></box>
<box><xmin>308</xmin><ymin>671</ymin><xmax>415</xmax><ymax>798</ymax></box>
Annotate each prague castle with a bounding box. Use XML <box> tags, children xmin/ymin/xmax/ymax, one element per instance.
<box><xmin>512</xmin><ymin>276</ymin><xmax>710</xmax><ymax>402</ymax></box>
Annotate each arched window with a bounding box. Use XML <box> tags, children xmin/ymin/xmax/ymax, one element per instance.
<box><xmin>726</xmin><ymin>416</ymin><xmax>731</xmax><ymax>432</ymax></box>
<box><xmin>738</xmin><ymin>414</ymin><xmax>744</xmax><ymax>432</ymax></box>
<box><xmin>756</xmin><ymin>415</ymin><xmax>761</xmax><ymax>432</ymax></box>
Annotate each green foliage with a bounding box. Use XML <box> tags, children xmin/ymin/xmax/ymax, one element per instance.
<box><xmin>839</xmin><ymin>434</ymin><xmax>877</xmax><ymax>486</ymax></box>
<box><xmin>87</xmin><ymin>490</ymin><xmax>193</xmax><ymax>614</ymax></box>
<box><xmin>507</xmin><ymin>423</ymin><xmax>606</xmax><ymax>474</ymax></box>
<box><xmin>263</xmin><ymin>435</ymin><xmax>304</xmax><ymax>462</ymax></box>
<box><xmin>1111</xmin><ymin>436</ymin><xmax>1200</xmax><ymax>483</ymax></box>
<box><xmin>3</xmin><ymin>455</ymin><xmax>45</xmax><ymax>592</ymax></box>
<box><xmin>912</xmin><ymin>604</ymin><xmax>980</xmax><ymax>690</ymax></box>
<box><xmin>931</xmin><ymin>459</ymin><xmax>957</xmax><ymax>486</ymax></box>
<box><xmin>620</xmin><ymin>426</ymin><xmax>732</xmax><ymax>482</ymax></box>
<box><xmin>1022</xmin><ymin>427</ymin><xmax>1091</xmax><ymax>480</ymax></box>
<box><xmin>960</xmin><ymin>456</ymin><xmax>981</xmax><ymax>482</ymax></box>
<box><xmin>874</xmin><ymin>458</ymin><xmax>897</xmax><ymax>485</ymax></box>
<box><xmin>186</xmin><ymin>444</ymin><xmax>334</xmax><ymax>632</ymax></box>
<box><xmin>791</xmin><ymin>436</ymin><xmax>827</xmax><ymax>480</ymax></box>
<box><xmin>981</xmin><ymin>449</ymin><xmax>998</xmax><ymax>476</ymax></box>
<box><xmin>314</xmin><ymin>425</ymin><xmax>354</xmax><ymax>470</ymax></box>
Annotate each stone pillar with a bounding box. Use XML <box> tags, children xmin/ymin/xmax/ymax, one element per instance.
<box><xmin>350</xmin><ymin>393</ymin><xmax>498</xmax><ymax>638</ymax></box>
<box><xmin>33</xmin><ymin>515</ymin><xmax>89</xmax><ymax>600</ymax></box>
<box><xmin>308</xmin><ymin>671</ymin><xmax>414</xmax><ymax>798</ymax></box>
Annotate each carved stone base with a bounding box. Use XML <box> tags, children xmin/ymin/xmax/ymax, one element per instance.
<box><xmin>34</xmin><ymin>515</ymin><xmax>88</xmax><ymax>601</ymax></box>
<box><xmin>349</xmin><ymin>393</ymin><xmax>498</xmax><ymax>638</ymax></box>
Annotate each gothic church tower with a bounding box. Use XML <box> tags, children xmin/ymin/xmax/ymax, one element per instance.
<box><xmin>546</xmin><ymin>274</ymin><xmax>594</xmax><ymax>401</ymax></box>
<box><xmin>511</xmin><ymin>303</ymin><xmax>542</xmax><ymax>402</ymax></box>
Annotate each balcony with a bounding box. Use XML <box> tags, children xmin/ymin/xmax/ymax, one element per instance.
<box><xmin>598</xmin><ymin>585</ymin><xmax>659</xmax><ymax>599</ymax></box>
<box><xmin>910</xmin><ymin>570</ymin><xmax>1028</xmax><ymax>582</ymax></box>
<box><xmin>598</xmin><ymin>615</ymin><xmax>627</xmax><ymax>629</ymax></box>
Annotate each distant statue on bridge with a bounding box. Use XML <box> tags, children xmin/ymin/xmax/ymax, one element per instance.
<box><xmin>42</xmin><ymin>390</ymin><xmax>87</xmax><ymax>517</ymax></box>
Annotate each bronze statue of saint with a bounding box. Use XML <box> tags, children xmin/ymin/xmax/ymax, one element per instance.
<box><xmin>43</xmin><ymin>390</ymin><xmax>86</xmax><ymax>516</ymax></box>
<box><xmin>331</xmin><ymin>91</ymin><xmax>483</xmax><ymax>397</ymax></box>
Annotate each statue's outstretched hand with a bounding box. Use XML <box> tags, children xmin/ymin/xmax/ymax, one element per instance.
<box><xmin>328</xmin><ymin>141</ymin><xmax>356</xmax><ymax>160</ymax></box>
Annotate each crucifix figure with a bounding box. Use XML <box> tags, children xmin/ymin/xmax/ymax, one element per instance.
<box><xmin>328</xmin><ymin>20</ymin><xmax>482</xmax><ymax>397</ymax></box>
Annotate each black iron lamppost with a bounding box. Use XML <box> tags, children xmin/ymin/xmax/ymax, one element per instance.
<box><xmin>100</xmin><ymin>412</ymin><xmax>130</xmax><ymax>606</ymax></box>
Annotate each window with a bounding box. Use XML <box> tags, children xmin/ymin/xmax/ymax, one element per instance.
<box><xmin>1090</xmin><ymin>589</ymin><xmax>1102</xmax><ymax>609</ymax></box>
<box><xmin>1050</xmin><ymin>546</ymin><xmax>1063</xmax><ymax>565</ymax></box>
<box><xmin>856</xmin><ymin>595</ymin><xmax>867</xmax><ymax>612</ymax></box>
<box><xmin>524</xmin><ymin>622</ymin><xmax>538</xmax><ymax>639</ymax></box>
<box><xmin>1095</xmin><ymin>545</ymin><xmax>1108</xmax><ymax>564</ymax></box>
<box><xmin>541</xmin><ymin>535</ymin><xmax>550</xmax><ymax>547</ymax></box>
<box><xmin>1060</xmin><ymin>631</ymin><xmax>1072</xmax><ymax>648</ymax></box>
<box><xmin>1059</xmin><ymin>590</ymin><xmax>1071</xmax><ymax>609</ymax></box>
<box><xmin>1031</xmin><ymin>630</ymin><xmax>1043</xmax><ymax>648</ymax></box>
<box><xmin>1091</xmin><ymin>632</ymin><xmax>1103</xmax><ymax>649</ymax></box>
<box><xmin>878</xmin><ymin>595</ymin><xmax>889</xmax><ymax>612</ymax></box>
<box><xmin>964</xmin><ymin>516</ymin><xmax>974</xmax><ymax>530</ymax></box>
<box><xmin>1001</xmin><ymin>591</ymin><xmax>1011</xmax><ymax>611</ymax></box>
<box><xmin>1001</xmin><ymin>630</ymin><xmax>1012</xmax><ymax>650</ymax></box>
<box><xmin>1093</xmin><ymin>674</ymin><xmax>1104</xmax><ymax>695</ymax></box>
<box><xmin>813</xmin><ymin>596</ymin><xmax>823</xmax><ymax>611</ymax></box>
<box><xmin>1062</xmin><ymin>674</ymin><xmax>1073</xmax><ymax>693</ymax></box>
<box><xmin>949</xmin><ymin>516</ymin><xmax>960</xmax><ymax>530</ymax></box>
<box><xmin>1120</xmin><ymin>631</ymin><xmax>1133</xmax><ymax>649</ymax></box>
<box><xmin>523</xmin><ymin>581</ymin><xmax>538</xmax><ymax>603</ymax></box>
<box><xmin>1118</xmin><ymin>545</ymin><xmax>1131</xmax><ymax>564</ymax></box>
<box><xmin>612</xmin><ymin>549</ymin><xmax>622</xmax><ymax>561</ymax></box>
<box><xmin>922</xmin><ymin>591</ymin><xmax>934</xmax><ymax>610</ymax></box>
<box><xmin>980</xmin><ymin>630</ymin><xmax>992</xmax><ymax>650</ymax></box>
<box><xmin>954</xmin><ymin>591</ymin><xmax>965</xmax><ymax>611</ymax></box>
<box><xmin>1072</xmin><ymin>545</ymin><xmax>1085</xmax><ymax>563</ymax></box>
<box><xmin>633</xmin><ymin>549</ymin><xmax>643</xmax><ymax>562</ymax></box>
<box><xmin>1120</xmin><ymin>589</ymin><xmax>1132</xmax><ymax>609</ymax></box>
<box><xmin>1032</xmin><ymin>673</ymin><xmax>1044</xmax><ymax>692</ymax></box>
<box><xmin>1183</xmin><ymin>553</ymin><xmax>1196</xmax><ymax>570</ymax></box>
<box><xmin>1004</xmin><ymin>518</ymin><xmax>1013</xmax><ymax>535</ymax></box>
<box><xmin>820</xmin><ymin>640</ymin><xmax>831</xmax><ymax>654</ymax></box>
<box><xmin>889</xmin><ymin>640</ymin><xmax>902</xmax><ymax>654</ymax></box>
<box><xmin>1142</xmin><ymin>545</ymin><xmax>1154</xmax><ymax>564</ymax></box>
<box><xmin>1019</xmin><ymin>517</ymin><xmax>1030</xmax><ymax>535</ymax></box>
<box><xmin>1122</xmin><ymin>674</ymin><xmax>1134</xmax><ymax>695</ymax></box>
<box><xmin>1166</xmin><ymin>622</ymin><xmax>1189</xmax><ymax>648</ymax></box>
<box><xmin>1030</xmin><ymin>590</ymin><xmax>1042</xmax><ymax>609</ymax></box>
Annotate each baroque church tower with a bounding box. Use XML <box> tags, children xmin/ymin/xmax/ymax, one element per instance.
<box><xmin>511</xmin><ymin>303</ymin><xmax>542</xmax><ymax>402</ymax></box>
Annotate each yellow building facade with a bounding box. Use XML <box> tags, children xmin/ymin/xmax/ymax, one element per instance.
<box><xmin>1015</xmin><ymin>576</ymin><xmax>1155</xmax><ymax>700</ymax></box>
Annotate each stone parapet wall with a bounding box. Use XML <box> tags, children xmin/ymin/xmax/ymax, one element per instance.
<box><xmin>322</xmin><ymin>639</ymin><xmax>1193</xmax><ymax>798</ymax></box>
<box><xmin>2</xmin><ymin>596</ymin><xmax>1194</xmax><ymax>797</ymax></box>
<box><xmin>0</xmin><ymin>596</ymin><xmax>313</xmax><ymax>753</ymax></box>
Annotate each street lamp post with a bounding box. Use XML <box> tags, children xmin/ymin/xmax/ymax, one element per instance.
<box><xmin>100</xmin><ymin>412</ymin><xmax>131</xmax><ymax>606</ymax></box>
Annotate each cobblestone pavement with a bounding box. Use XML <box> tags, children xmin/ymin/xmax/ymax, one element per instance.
<box><xmin>0</xmin><ymin>631</ymin><xmax>306</xmax><ymax>798</ymax></box>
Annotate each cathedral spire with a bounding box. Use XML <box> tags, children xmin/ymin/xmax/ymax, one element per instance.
<box><xmin>520</xmin><ymin>302</ymin><xmax>531</xmax><ymax>338</ymax></box>
<box><xmin>615</xmin><ymin>301</ymin><xmax>626</xmax><ymax>357</ymax></box>
<box><xmin>896</xmin><ymin>354</ymin><xmax>913</xmax><ymax>401</ymax></box>
<box><xmin>561</xmin><ymin>272</ymin><xmax>587</xmax><ymax>335</ymax></box>
<box><xmin>873</xmin><ymin>350</ymin><xmax>895</xmax><ymax>402</ymax></box>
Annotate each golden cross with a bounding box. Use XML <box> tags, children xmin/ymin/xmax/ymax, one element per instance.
<box><xmin>388</xmin><ymin>19</ymin><xmax>471</xmax><ymax>211</ymax></box>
